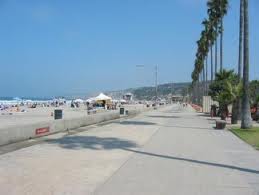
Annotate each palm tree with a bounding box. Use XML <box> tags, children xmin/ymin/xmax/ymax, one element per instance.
<box><xmin>208</xmin><ymin>22</ymin><xmax>216</xmax><ymax>82</ymax></box>
<box><xmin>238</xmin><ymin>0</ymin><xmax>244</xmax><ymax>79</ymax></box>
<box><xmin>209</xmin><ymin>69</ymin><xmax>241</xmax><ymax>120</ymax></box>
<box><xmin>205</xmin><ymin>56</ymin><xmax>208</xmax><ymax>95</ymax></box>
<box><xmin>215</xmin><ymin>35</ymin><xmax>218</xmax><ymax>74</ymax></box>
<box><xmin>210</xmin><ymin>45</ymin><xmax>214</xmax><ymax>81</ymax></box>
<box><xmin>220</xmin><ymin>18</ymin><xmax>223</xmax><ymax>71</ymax></box>
<box><xmin>208</xmin><ymin>0</ymin><xmax>228</xmax><ymax>72</ymax></box>
<box><xmin>232</xmin><ymin>0</ymin><xmax>244</xmax><ymax>124</ymax></box>
<box><xmin>191</xmin><ymin>0</ymin><xmax>228</xmax><ymax>104</ymax></box>
<box><xmin>241</xmin><ymin>0</ymin><xmax>252</xmax><ymax>129</ymax></box>
<box><xmin>219</xmin><ymin>0</ymin><xmax>228</xmax><ymax>71</ymax></box>
<box><xmin>191</xmin><ymin>24</ymin><xmax>210</xmax><ymax>102</ymax></box>
<box><xmin>207</xmin><ymin>0</ymin><xmax>220</xmax><ymax>78</ymax></box>
<box><xmin>202</xmin><ymin>62</ymin><xmax>206</xmax><ymax>96</ymax></box>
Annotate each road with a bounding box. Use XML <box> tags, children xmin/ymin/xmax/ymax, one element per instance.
<box><xmin>0</xmin><ymin>104</ymin><xmax>259</xmax><ymax>195</ymax></box>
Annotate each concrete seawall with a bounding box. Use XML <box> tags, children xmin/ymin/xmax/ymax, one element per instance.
<box><xmin>0</xmin><ymin>111</ymin><xmax>120</xmax><ymax>146</ymax></box>
<box><xmin>0</xmin><ymin>105</ymin><xmax>160</xmax><ymax>147</ymax></box>
<box><xmin>126</xmin><ymin>106</ymin><xmax>154</xmax><ymax>115</ymax></box>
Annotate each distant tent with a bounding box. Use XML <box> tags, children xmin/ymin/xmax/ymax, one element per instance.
<box><xmin>94</xmin><ymin>93</ymin><xmax>112</xmax><ymax>104</ymax></box>
<box><xmin>94</xmin><ymin>93</ymin><xmax>112</xmax><ymax>101</ymax></box>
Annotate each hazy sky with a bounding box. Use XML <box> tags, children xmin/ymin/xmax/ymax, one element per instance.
<box><xmin>0</xmin><ymin>0</ymin><xmax>258</xmax><ymax>97</ymax></box>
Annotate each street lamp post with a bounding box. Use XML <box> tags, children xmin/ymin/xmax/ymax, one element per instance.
<box><xmin>136</xmin><ymin>64</ymin><xmax>159</xmax><ymax>102</ymax></box>
<box><xmin>171</xmin><ymin>81</ymin><xmax>173</xmax><ymax>104</ymax></box>
<box><xmin>155</xmin><ymin>65</ymin><xmax>158</xmax><ymax>102</ymax></box>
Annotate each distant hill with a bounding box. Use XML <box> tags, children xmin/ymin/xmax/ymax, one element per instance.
<box><xmin>108</xmin><ymin>82</ymin><xmax>191</xmax><ymax>100</ymax></box>
<box><xmin>1</xmin><ymin>82</ymin><xmax>191</xmax><ymax>101</ymax></box>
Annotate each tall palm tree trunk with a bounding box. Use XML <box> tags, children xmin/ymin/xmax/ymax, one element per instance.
<box><xmin>206</xmin><ymin>56</ymin><xmax>208</xmax><ymax>95</ymax></box>
<box><xmin>241</xmin><ymin>0</ymin><xmax>252</xmax><ymax>129</ymax></box>
<box><xmin>232</xmin><ymin>0</ymin><xmax>244</xmax><ymax>124</ymax></box>
<box><xmin>203</xmin><ymin>63</ymin><xmax>205</xmax><ymax>96</ymax></box>
<box><xmin>197</xmin><ymin>78</ymin><xmax>200</xmax><ymax>105</ymax></box>
<box><xmin>238</xmin><ymin>0</ymin><xmax>244</xmax><ymax>79</ymax></box>
<box><xmin>220</xmin><ymin>19</ymin><xmax>223</xmax><ymax>71</ymax></box>
<box><xmin>210</xmin><ymin>44</ymin><xmax>214</xmax><ymax>82</ymax></box>
<box><xmin>236</xmin><ymin>0</ymin><xmax>244</xmax><ymax>122</ymax></box>
<box><xmin>199</xmin><ymin>74</ymin><xmax>203</xmax><ymax>105</ymax></box>
<box><xmin>215</xmin><ymin>36</ymin><xmax>218</xmax><ymax>74</ymax></box>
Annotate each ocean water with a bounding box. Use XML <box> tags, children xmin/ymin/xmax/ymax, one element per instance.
<box><xmin>0</xmin><ymin>97</ymin><xmax>52</xmax><ymax>105</ymax></box>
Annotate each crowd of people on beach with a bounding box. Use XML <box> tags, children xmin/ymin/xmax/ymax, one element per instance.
<box><xmin>0</xmin><ymin>98</ymin><xmax>67</xmax><ymax>114</ymax></box>
<box><xmin>71</xmin><ymin>100</ymin><xmax>120</xmax><ymax>112</ymax></box>
<box><xmin>0</xmin><ymin>97</ymin><xmax>123</xmax><ymax>116</ymax></box>
<box><xmin>0</xmin><ymin>104</ymin><xmax>26</xmax><ymax>114</ymax></box>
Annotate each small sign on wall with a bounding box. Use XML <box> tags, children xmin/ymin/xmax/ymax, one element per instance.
<box><xmin>35</xmin><ymin>127</ymin><xmax>50</xmax><ymax>135</ymax></box>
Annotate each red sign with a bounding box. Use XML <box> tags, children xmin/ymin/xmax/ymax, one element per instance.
<box><xmin>35</xmin><ymin>127</ymin><xmax>50</xmax><ymax>135</ymax></box>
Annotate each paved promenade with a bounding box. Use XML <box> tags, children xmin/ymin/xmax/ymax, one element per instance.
<box><xmin>1</xmin><ymin>104</ymin><xmax>259</xmax><ymax>195</ymax></box>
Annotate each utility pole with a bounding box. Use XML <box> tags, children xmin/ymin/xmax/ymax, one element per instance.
<box><xmin>136</xmin><ymin>64</ymin><xmax>158</xmax><ymax>102</ymax></box>
<box><xmin>171</xmin><ymin>81</ymin><xmax>173</xmax><ymax>104</ymax></box>
<box><xmin>155</xmin><ymin>65</ymin><xmax>158</xmax><ymax>102</ymax></box>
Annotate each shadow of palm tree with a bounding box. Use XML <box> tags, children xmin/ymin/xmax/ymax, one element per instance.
<box><xmin>46</xmin><ymin>136</ymin><xmax>138</xmax><ymax>150</ymax></box>
<box><xmin>158</xmin><ymin>124</ymin><xmax>213</xmax><ymax>130</ymax></box>
<box><xmin>162</xmin><ymin>111</ymin><xmax>182</xmax><ymax>113</ymax></box>
<box><xmin>147</xmin><ymin>115</ymin><xmax>181</xmax><ymax>119</ymax></box>
<box><xmin>114</xmin><ymin>121</ymin><xmax>156</xmax><ymax>126</ymax></box>
<box><xmin>207</xmin><ymin>118</ymin><xmax>217</xmax><ymax>121</ymax></box>
<box><xmin>198</xmin><ymin>113</ymin><xmax>211</xmax><ymax>117</ymax></box>
<box><xmin>123</xmin><ymin>148</ymin><xmax>259</xmax><ymax>175</ymax></box>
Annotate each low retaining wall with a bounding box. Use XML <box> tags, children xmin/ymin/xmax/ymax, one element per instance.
<box><xmin>124</xmin><ymin>104</ymin><xmax>168</xmax><ymax>116</ymax></box>
<box><xmin>0</xmin><ymin>111</ymin><xmax>119</xmax><ymax>146</ymax></box>
<box><xmin>126</xmin><ymin>106</ymin><xmax>153</xmax><ymax>116</ymax></box>
<box><xmin>0</xmin><ymin>105</ymin><xmax>168</xmax><ymax>147</ymax></box>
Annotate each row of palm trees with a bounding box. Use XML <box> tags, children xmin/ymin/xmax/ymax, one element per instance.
<box><xmin>191</xmin><ymin>0</ymin><xmax>252</xmax><ymax>129</ymax></box>
<box><xmin>191</xmin><ymin>0</ymin><xmax>228</xmax><ymax>105</ymax></box>
<box><xmin>191</xmin><ymin>0</ymin><xmax>228</xmax><ymax>84</ymax></box>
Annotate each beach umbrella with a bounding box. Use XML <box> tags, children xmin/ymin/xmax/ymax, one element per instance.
<box><xmin>112</xmin><ymin>99</ymin><xmax>119</xmax><ymax>103</ymax></box>
<box><xmin>74</xmin><ymin>99</ymin><xmax>84</xmax><ymax>103</ymax></box>
<box><xmin>13</xmin><ymin>97</ymin><xmax>22</xmax><ymax>101</ymax></box>
<box><xmin>86</xmin><ymin>98</ymin><xmax>95</xmax><ymax>103</ymax></box>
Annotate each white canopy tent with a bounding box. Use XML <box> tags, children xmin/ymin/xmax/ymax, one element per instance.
<box><xmin>94</xmin><ymin>93</ymin><xmax>112</xmax><ymax>101</ymax></box>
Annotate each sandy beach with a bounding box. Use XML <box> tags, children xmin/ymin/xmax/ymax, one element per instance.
<box><xmin>0</xmin><ymin>104</ymin><xmax>148</xmax><ymax>130</ymax></box>
<box><xmin>0</xmin><ymin>106</ymin><xmax>100</xmax><ymax>129</ymax></box>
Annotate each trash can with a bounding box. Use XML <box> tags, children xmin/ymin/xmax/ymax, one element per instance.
<box><xmin>54</xmin><ymin>109</ymin><xmax>63</xmax><ymax>120</ymax></box>
<box><xmin>120</xmin><ymin>107</ymin><xmax>125</xmax><ymax>115</ymax></box>
<box><xmin>216</xmin><ymin>120</ymin><xmax>227</xmax><ymax>129</ymax></box>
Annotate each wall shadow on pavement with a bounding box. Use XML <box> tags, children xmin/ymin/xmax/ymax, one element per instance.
<box><xmin>162</xmin><ymin>111</ymin><xmax>181</xmax><ymax>114</ymax></box>
<box><xmin>46</xmin><ymin>136</ymin><xmax>138</xmax><ymax>150</ymax></box>
<box><xmin>198</xmin><ymin>113</ymin><xmax>211</xmax><ymax>117</ymax></box>
<box><xmin>114</xmin><ymin>121</ymin><xmax>156</xmax><ymax>126</ymax></box>
<box><xmin>123</xmin><ymin>148</ymin><xmax>259</xmax><ymax>175</ymax></box>
<box><xmin>147</xmin><ymin>115</ymin><xmax>181</xmax><ymax>119</ymax></box>
<box><xmin>159</xmin><ymin>124</ymin><xmax>213</xmax><ymax>130</ymax></box>
<box><xmin>207</xmin><ymin>118</ymin><xmax>217</xmax><ymax>121</ymax></box>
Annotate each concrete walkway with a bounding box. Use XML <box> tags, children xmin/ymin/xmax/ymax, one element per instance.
<box><xmin>1</xmin><ymin>105</ymin><xmax>259</xmax><ymax>195</ymax></box>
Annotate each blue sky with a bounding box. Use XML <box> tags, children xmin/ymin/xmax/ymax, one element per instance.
<box><xmin>0</xmin><ymin>0</ymin><xmax>258</xmax><ymax>97</ymax></box>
